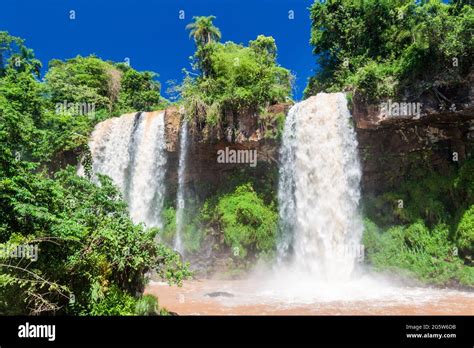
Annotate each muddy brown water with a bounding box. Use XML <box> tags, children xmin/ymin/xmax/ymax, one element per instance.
<box><xmin>145</xmin><ymin>278</ymin><xmax>474</xmax><ymax>315</ymax></box>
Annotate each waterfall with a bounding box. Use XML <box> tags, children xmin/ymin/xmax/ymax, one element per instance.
<box><xmin>277</xmin><ymin>93</ymin><xmax>363</xmax><ymax>282</ymax></box>
<box><xmin>277</xmin><ymin>105</ymin><xmax>297</xmax><ymax>261</ymax></box>
<box><xmin>174</xmin><ymin>120</ymin><xmax>189</xmax><ymax>254</ymax></box>
<box><xmin>83</xmin><ymin>111</ymin><xmax>168</xmax><ymax>228</ymax></box>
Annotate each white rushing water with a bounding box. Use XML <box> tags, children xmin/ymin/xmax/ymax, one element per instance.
<box><xmin>174</xmin><ymin>120</ymin><xmax>189</xmax><ymax>254</ymax></box>
<box><xmin>277</xmin><ymin>93</ymin><xmax>363</xmax><ymax>282</ymax></box>
<box><xmin>82</xmin><ymin>111</ymin><xmax>168</xmax><ymax>228</ymax></box>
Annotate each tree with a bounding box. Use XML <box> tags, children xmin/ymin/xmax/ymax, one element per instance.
<box><xmin>304</xmin><ymin>0</ymin><xmax>474</xmax><ymax>101</ymax></box>
<box><xmin>45</xmin><ymin>56</ymin><xmax>165</xmax><ymax>115</ymax></box>
<box><xmin>186</xmin><ymin>16</ymin><xmax>222</xmax><ymax>47</ymax></box>
<box><xmin>249</xmin><ymin>35</ymin><xmax>277</xmax><ymax>61</ymax></box>
<box><xmin>0</xmin><ymin>34</ymin><xmax>187</xmax><ymax>315</ymax></box>
<box><xmin>0</xmin><ymin>32</ymin><xmax>41</xmax><ymax>78</ymax></box>
<box><xmin>180</xmin><ymin>38</ymin><xmax>292</xmax><ymax>131</ymax></box>
<box><xmin>115</xmin><ymin>64</ymin><xmax>162</xmax><ymax>112</ymax></box>
<box><xmin>44</xmin><ymin>56</ymin><xmax>114</xmax><ymax>111</ymax></box>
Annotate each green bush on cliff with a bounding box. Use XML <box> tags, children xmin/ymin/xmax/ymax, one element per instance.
<box><xmin>456</xmin><ymin>205</ymin><xmax>474</xmax><ymax>261</ymax></box>
<box><xmin>134</xmin><ymin>294</ymin><xmax>161</xmax><ymax>316</ymax></box>
<box><xmin>161</xmin><ymin>206</ymin><xmax>177</xmax><ymax>245</ymax></box>
<box><xmin>218</xmin><ymin>183</ymin><xmax>277</xmax><ymax>257</ymax></box>
<box><xmin>160</xmin><ymin>205</ymin><xmax>205</xmax><ymax>254</ymax></box>
<box><xmin>363</xmin><ymin>219</ymin><xmax>473</xmax><ymax>286</ymax></box>
<box><xmin>202</xmin><ymin>183</ymin><xmax>277</xmax><ymax>259</ymax></box>
<box><xmin>179</xmin><ymin>17</ymin><xmax>293</xmax><ymax>129</ymax></box>
<box><xmin>45</xmin><ymin>56</ymin><xmax>115</xmax><ymax>111</ymax></box>
<box><xmin>182</xmin><ymin>222</ymin><xmax>205</xmax><ymax>253</ymax></box>
<box><xmin>364</xmin><ymin>159</ymin><xmax>474</xmax><ymax>227</ymax></box>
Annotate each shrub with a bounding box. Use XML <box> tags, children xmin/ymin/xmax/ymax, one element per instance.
<box><xmin>0</xmin><ymin>32</ymin><xmax>182</xmax><ymax>316</ymax></box>
<box><xmin>363</xmin><ymin>219</ymin><xmax>472</xmax><ymax>286</ymax></box>
<box><xmin>161</xmin><ymin>207</ymin><xmax>177</xmax><ymax>245</ymax></box>
<box><xmin>134</xmin><ymin>294</ymin><xmax>159</xmax><ymax>316</ymax></box>
<box><xmin>456</xmin><ymin>205</ymin><xmax>474</xmax><ymax>261</ymax></box>
<box><xmin>0</xmin><ymin>167</ymin><xmax>191</xmax><ymax>315</ymax></box>
<box><xmin>214</xmin><ymin>183</ymin><xmax>277</xmax><ymax>258</ymax></box>
<box><xmin>89</xmin><ymin>286</ymin><xmax>137</xmax><ymax>316</ymax></box>
<box><xmin>363</xmin><ymin>159</ymin><xmax>474</xmax><ymax>228</ymax></box>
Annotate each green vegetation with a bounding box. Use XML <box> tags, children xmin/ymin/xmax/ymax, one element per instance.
<box><xmin>456</xmin><ymin>205</ymin><xmax>474</xmax><ymax>261</ymax></box>
<box><xmin>45</xmin><ymin>56</ymin><xmax>166</xmax><ymax>117</ymax></box>
<box><xmin>161</xmin><ymin>206</ymin><xmax>178</xmax><ymax>245</ymax></box>
<box><xmin>159</xmin><ymin>162</ymin><xmax>279</xmax><ymax>262</ymax></box>
<box><xmin>259</xmin><ymin>111</ymin><xmax>286</xmax><ymax>140</ymax></box>
<box><xmin>0</xmin><ymin>31</ymin><xmax>189</xmax><ymax>315</ymax></box>
<box><xmin>0</xmin><ymin>48</ymin><xmax>168</xmax><ymax>167</ymax></box>
<box><xmin>364</xmin><ymin>159</ymin><xmax>474</xmax><ymax>227</ymax></box>
<box><xmin>45</xmin><ymin>56</ymin><xmax>117</xmax><ymax>112</ymax></box>
<box><xmin>115</xmin><ymin>64</ymin><xmax>165</xmax><ymax>113</ymax></box>
<box><xmin>160</xmin><ymin>205</ymin><xmax>205</xmax><ymax>255</ymax></box>
<box><xmin>201</xmin><ymin>183</ymin><xmax>277</xmax><ymax>260</ymax></box>
<box><xmin>363</xmin><ymin>219</ymin><xmax>473</xmax><ymax>286</ymax></box>
<box><xmin>178</xmin><ymin>16</ymin><xmax>293</xmax><ymax>134</ymax></box>
<box><xmin>305</xmin><ymin>0</ymin><xmax>473</xmax><ymax>102</ymax></box>
<box><xmin>362</xmin><ymin>159</ymin><xmax>474</xmax><ymax>287</ymax></box>
<box><xmin>151</xmin><ymin>16</ymin><xmax>291</xmax><ymax>264</ymax></box>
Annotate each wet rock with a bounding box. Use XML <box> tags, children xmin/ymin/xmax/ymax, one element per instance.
<box><xmin>352</xmin><ymin>84</ymin><xmax>474</xmax><ymax>194</ymax></box>
<box><xmin>205</xmin><ymin>291</ymin><xmax>234</xmax><ymax>298</ymax></box>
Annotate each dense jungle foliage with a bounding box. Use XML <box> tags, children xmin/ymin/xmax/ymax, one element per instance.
<box><xmin>175</xmin><ymin>16</ymin><xmax>293</xmax><ymax>135</ymax></box>
<box><xmin>305</xmin><ymin>0</ymin><xmax>473</xmax><ymax>103</ymax></box>
<box><xmin>0</xmin><ymin>32</ymin><xmax>189</xmax><ymax>315</ymax></box>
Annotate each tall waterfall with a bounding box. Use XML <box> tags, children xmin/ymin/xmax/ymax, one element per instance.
<box><xmin>174</xmin><ymin>120</ymin><xmax>189</xmax><ymax>254</ymax></box>
<box><xmin>83</xmin><ymin>111</ymin><xmax>168</xmax><ymax>228</ymax></box>
<box><xmin>277</xmin><ymin>93</ymin><xmax>363</xmax><ymax>282</ymax></box>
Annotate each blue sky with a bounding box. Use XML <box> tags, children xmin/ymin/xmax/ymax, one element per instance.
<box><xmin>1</xmin><ymin>0</ymin><xmax>315</xmax><ymax>100</ymax></box>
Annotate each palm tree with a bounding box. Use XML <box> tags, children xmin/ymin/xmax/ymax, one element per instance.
<box><xmin>186</xmin><ymin>16</ymin><xmax>221</xmax><ymax>46</ymax></box>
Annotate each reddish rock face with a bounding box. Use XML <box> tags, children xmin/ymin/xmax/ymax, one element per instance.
<box><xmin>352</xmin><ymin>84</ymin><xmax>474</xmax><ymax>194</ymax></box>
<box><xmin>164</xmin><ymin>106</ymin><xmax>181</xmax><ymax>152</ymax></box>
<box><xmin>161</xmin><ymin>103</ymin><xmax>286</xmax><ymax>202</ymax></box>
<box><xmin>162</xmin><ymin>93</ymin><xmax>474</xmax><ymax>200</ymax></box>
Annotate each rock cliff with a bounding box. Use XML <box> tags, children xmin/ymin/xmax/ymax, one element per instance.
<box><xmin>163</xmin><ymin>91</ymin><xmax>474</xmax><ymax>200</ymax></box>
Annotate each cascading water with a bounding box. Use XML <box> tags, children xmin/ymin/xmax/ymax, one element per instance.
<box><xmin>276</xmin><ymin>104</ymin><xmax>297</xmax><ymax>261</ymax></box>
<box><xmin>277</xmin><ymin>92</ymin><xmax>363</xmax><ymax>282</ymax></box>
<box><xmin>174</xmin><ymin>120</ymin><xmax>189</xmax><ymax>254</ymax></box>
<box><xmin>82</xmin><ymin>111</ymin><xmax>168</xmax><ymax>228</ymax></box>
